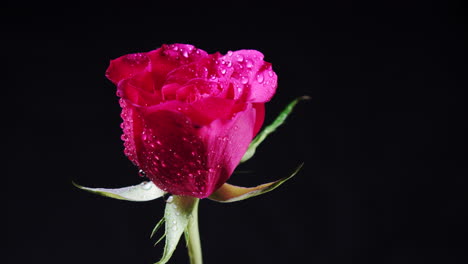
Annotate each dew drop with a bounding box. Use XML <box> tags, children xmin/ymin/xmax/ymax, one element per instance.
<box><xmin>236</xmin><ymin>54</ymin><xmax>244</xmax><ymax>62</ymax></box>
<box><xmin>172</xmin><ymin>225</ymin><xmax>178</xmax><ymax>231</ymax></box>
<box><xmin>166</xmin><ymin>195</ymin><xmax>174</xmax><ymax>203</ymax></box>
<box><xmin>138</xmin><ymin>169</ymin><xmax>146</xmax><ymax>177</ymax></box>
<box><xmin>268</xmin><ymin>69</ymin><xmax>274</xmax><ymax>77</ymax></box>
<box><xmin>123</xmin><ymin>53</ymin><xmax>149</xmax><ymax>66</ymax></box>
<box><xmin>220</xmin><ymin>68</ymin><xmax>227</xmax><ymax>75</ymax></box>
<box><xmin>256</xmin><ymin>73</ymin><xmax>264</xmax><ymax>83</ymax></box>
<box><xmin>141</xmin><ymin>181</ymin><xmax>152</xmax><ymax>190</ymax></box>
<box><xmin>241</xmin><ymin>76</ymin><xmax>249</xmax><ymax>84</ymax></box>
<box><xmin>245</xmin><ymin>59</ymin><xmax>254</xmax><ymax>68</ymax></box>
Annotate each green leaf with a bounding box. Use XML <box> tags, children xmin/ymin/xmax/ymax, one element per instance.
<box><xmin>155</xmin><ymin>196</ymin><xmax>199</xmax><ymax>264</ymax></box>
<box><xmin>72</xmin><ymin>181</ymin><xmax>165</xmax><ymax>202</ymax></box>
<box><xmin>241</xmin><ymin>96</ymin><xmax>310</xmax><ymax>163</ymax></box>
<box><xmin>208</xmin><ymin>163</ymin><xmax>304</xmax><ymax>203</ymax></box>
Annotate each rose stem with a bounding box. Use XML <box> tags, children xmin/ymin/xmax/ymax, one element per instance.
<box><xmin>186</xmin><ymin>198</ymin><xmax>203</xmax><ymax>264</ymax></box>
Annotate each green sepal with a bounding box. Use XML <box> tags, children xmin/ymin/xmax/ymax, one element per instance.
<box><xmin>72</xmin><ymin>181</ymin><xmax>165</xmax><ymax>202</ymax></box>
<box><xmin>241</xmin><ymin>96</ymin><xmax>310</xmax><ymax>163</ymax></box>
<box><xmin>154</xmin><ymin>196</ymin><xmax>199</xmax><ymax>264</ymax></box>
<box><xmin>208</xmin><ymin>163</ymin><xmax>303</xmax><ymax>203</ymax></box>
<box><xmin>150</xmin><ymin>217</ymin><xmax>165</xmax><ymax>239</ymax></box>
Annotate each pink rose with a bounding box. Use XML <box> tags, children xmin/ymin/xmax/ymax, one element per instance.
<box><xmin>105</xmin><ymin>44</ymin><xmax>277</xmax><ymax>198</ymax></box>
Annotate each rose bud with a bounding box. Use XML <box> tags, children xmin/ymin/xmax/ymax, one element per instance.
<box><xmin>105</xmin><ymin>44</ymin><xmax>277</xmax><ymax>198</ymax></box>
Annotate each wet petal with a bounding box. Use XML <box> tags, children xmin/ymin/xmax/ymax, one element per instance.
<box><xmin>196</xmin><ymin>103</ymin><xmax>258</xmax><ymax>196</ymax></box>
<box><xmin>218</xmin><ymin>50</ymin><xmax>277</xmax><ymax>102</ymax></box>
<box><xmin>106</xmin><ymin>53</ymin><xmax>151</xmax><ymax>84</ymax></box>
<box><xmin>147</xmin><ymin>44</ymin><xmax>208</xmax><ymax>91</ymax></box>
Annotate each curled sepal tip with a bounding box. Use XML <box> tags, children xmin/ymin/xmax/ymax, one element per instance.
<box><xmin>208</xmin><ymin>163</ymin><xmax>304</xmax><ymax>203</ymax></box>
<box><xmin>72</xmin><ymin>181</ymin><xmax>165</xmax><ymax>202</ymax></box>
<box><xmin>241</xmin><ymin>96</ymin><xmax>310</xmax><ymax>163</ymax></box>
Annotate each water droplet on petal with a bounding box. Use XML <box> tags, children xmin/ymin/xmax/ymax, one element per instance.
<box><xmin>138</xmin><ymin>169</ymin><xmax>146</xmax><ymax>177</ymax></box>
<box><xmin>241</xmin><ymin>76</ymin><xmax>249</xmax><ymax>84</ymax></box>
<box><xmin>236</xmin><ymin>54</ymin><xmax>244</xmax><ymax>62</ymax></box>
<box><xmin>268</xmin><ymin>69</ymin><xmax>274</xmax><ymax>77</ymax></box>
<box><xmin>245</xmin><ymin>59</ymin><xmax>254</xmax><ymax>68</ymax></box>
<box><xmin>123</xmin><ymin>53</ymin><xmax>149</xmax><ymax>66</ymax></box>
<box><xmin>256</xmin><ymin>73</ymin><xmax>264</xmax><ymax>83</ymax></box>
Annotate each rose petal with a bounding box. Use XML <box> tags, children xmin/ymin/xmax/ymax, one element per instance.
<box><xmin>136</xmin><ymin>109</ymin><xmax>209</xmax><ymax>196</ymax></box>
<box><xmin>118</xmin><ymin>99</ymin><xmax>145</xmax><ymax>167</ymax></box>
<box><xmin>164</xmin><ymin>54</ymin><xmax>220</xmax><ymax>85</ymax></box>
<box><xmin>106</xmin><ymin>53</ymin><xmax>151</xmax><ymax>84</ymax></box>
<box><xmin>252</xmin><ymin>103</ymin><xmax>265</xmax><ymax>136</ymax></box>
<box><xmin>196</xmin><ymin>103</ymin><xmax>258</xmax><ymax>196</ymax></box>
<box><xmin>118</xmin><ymin>73</ymin><xmax>162</xmax><ymax>106</ymax></box>
<box><xmin>135</xmin><ymin>102</ymin><xmax>259</xmax><ymax>198</ymax></box>
<box><xmin>189</xmin><ymin>97</ymin><xmax>237</xmax><ymax>126</ymax></box>
<box><xmin>147</xmin><ymin>44</ymin><xmax>208</xmax><ymax>91</ymax></box>
<box><xmin>218</xmin><ymin>50</ymin><xmax>278</xmax><ymax>102</ymax></box>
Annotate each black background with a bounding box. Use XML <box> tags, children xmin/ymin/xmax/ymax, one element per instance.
<box><xmin>5</xmin><ymin>1</ymin><xmax>467</xmax><ymax>264</ymax></box>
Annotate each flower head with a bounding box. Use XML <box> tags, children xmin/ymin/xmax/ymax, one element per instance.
<box><xmin>106</xmin><ymin>44</ymin><xmax>277</xmax><ymax>198</ymax></box>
